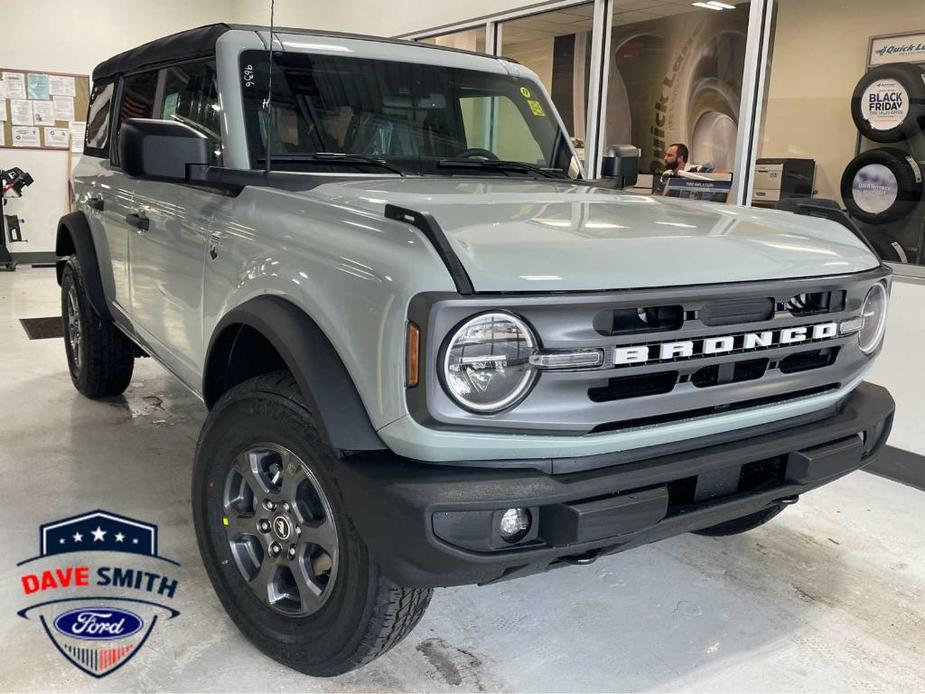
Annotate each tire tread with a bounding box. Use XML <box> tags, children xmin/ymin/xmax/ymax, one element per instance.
<box><xmin>195</xmin><ymin>370</ymin><xmax>432</xmax><ymax>677</ymax></box>
<box><xmin>62</xmin><ymin>256</ymin><xmax>134</xmax><ymax>398</ymax></box>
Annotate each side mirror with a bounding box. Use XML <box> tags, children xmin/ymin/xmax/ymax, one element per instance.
<box><xmin>119</xmin><ymin>118</ymin><xmax>209</xmax><ymax>181</ymax></box>
<box><xmin>600</xmin><ymin>144</ymin><xmax>640</xmax><ymax>189</ymax></box>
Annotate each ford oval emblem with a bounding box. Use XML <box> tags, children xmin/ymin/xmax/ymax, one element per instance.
<box><xmin>53</xmin><ymin>607</ymin><xmax>144</xmax><ymax>641</ymax></box>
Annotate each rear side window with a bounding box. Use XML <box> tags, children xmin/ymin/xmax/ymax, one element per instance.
<box><xmin>112</xmin><ymin>70</ymin><xmax>159</xmax><ymax>166</ymax></box>
<box><xmin>84</xmin><ymin>82</ymin><xmax>115</xmax><ymax>156</ymax></box>
<box><xmin>120</xmin><ymin>70</ymin><xmax>159</xmax><ymax>121</ymax></box>
<box><xmin>160</xmin><ymin>62</ymin><xmax>223</xmax><ymax>164</ymax></box>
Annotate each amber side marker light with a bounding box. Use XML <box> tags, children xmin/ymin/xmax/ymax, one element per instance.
<box><xmin>406</xmin><ymin>322</ymin><xmax>421</xmax><ymax>387</ymax></box>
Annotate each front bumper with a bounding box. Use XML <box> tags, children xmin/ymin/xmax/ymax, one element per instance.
<box><xmin>337</xmin><ymin>382</ymin><xmax>894</xmax><ymax>588</ymax></box>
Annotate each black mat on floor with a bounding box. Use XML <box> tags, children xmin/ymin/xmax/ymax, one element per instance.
<box><xmin>867</xmin><ymin>445</ymin><xmax>925</xmax><ymax>493</ymax></box>
<box><xmin>20</xmin><ymin>316</ymin><xmax>64</xmax><ymax>340</ymax></box>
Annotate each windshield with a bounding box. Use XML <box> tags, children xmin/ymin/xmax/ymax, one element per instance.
<box><xmin>239</xmin><ymin>49</ymin><xmax>576</xmax><ymax>177</ymax></box>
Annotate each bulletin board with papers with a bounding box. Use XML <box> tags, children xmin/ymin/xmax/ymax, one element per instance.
<box><xmin>0</xmin><ymin>68</ymin><xmax>89</xmax><ymax>152</ymax></box>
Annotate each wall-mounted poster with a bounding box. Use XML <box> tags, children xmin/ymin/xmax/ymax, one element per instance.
<box><xmin>43</xmin><ymin>127</ymin><xmax>70</xmax><ymax>148</ymax></box>
<box><xmin>27</xmin><ymin>73</ymin><xmax>50</xmax><ymax>100</ymax></box>
<box><xmin>69</xmin><ymin>121</ymin><xmax>86</xmax><ymax>152</ymax></box>
<box><xmin>52</xmin><ymin>95</ymin><xmax>74</xmax><ymax>121</ymax></box>
<box><xmin>3</xmin><ymin>73</ymin><xmax>26</xmax><ymax>99</ymax></box>
<box><xmin>33</xmin><ymin>100</ymin><xmax>55</xmax><ymax>125</ymax></box>
<box><xmin>10</xmin><ymin>99</ymin><xmax>33</xmax><ymax>126</ymax></box>
<box><xmin>48</xmin><ymin>74</ymin><xmax>76</xmax><ymax>96</ymax></box>
<box><xmin>0</xmin><ymin>68</ymin><xmax>89</xmax><ymax>150</ymax></box>
<box><xmin>11</xmin><ymin>125</ymin><xmax>39</xmax><ymax>147</ymax></box>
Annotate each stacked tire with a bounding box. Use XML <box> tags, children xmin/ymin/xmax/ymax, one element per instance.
<box><xmin>841</xmin><ymin>62</ymin><xmax>925</xmax><ymax>261</ymax></box>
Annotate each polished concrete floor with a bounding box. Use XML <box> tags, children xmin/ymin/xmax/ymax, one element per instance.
<box><xmin>1</xmin><ymin>266</ymin><xmax>924</xmax><ymax>692</ymax></box>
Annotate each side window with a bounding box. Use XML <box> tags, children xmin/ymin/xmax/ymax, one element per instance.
<box><xmin>84</xmin><ymin>82</ymin><xmax>115</xmax><ymax>156</ymax></box>
<box><xmin>160</xmin><ymin>62</ymin><xmax>223</xmax><ymax>165</ymax></box>
<box><xmin>119</xmin><ymin>70</ymin><xmax>159</xmax><ymax>121</ymax></box>
<box><xmin>113</xmin><ymin>69</ymin><xmax>159</xmax><ymax>166</ymax></box>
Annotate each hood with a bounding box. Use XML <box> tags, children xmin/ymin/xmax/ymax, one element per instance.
<box><xmin>309</xmin><ymin>177</ymin><xmax>880</xmax><ymax>292</ymax></box>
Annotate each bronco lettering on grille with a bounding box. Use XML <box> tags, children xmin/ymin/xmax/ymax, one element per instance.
<box><xmin>613</xmin><ymin>322</ymin><xmax>839</xmax><ymax>366</ymax></box>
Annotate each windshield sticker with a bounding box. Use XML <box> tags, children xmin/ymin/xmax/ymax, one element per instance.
<box><xmin>527</xmin><ymin>100</ymin><xmax>546</xmax><ymax>117</ymax></box>
<box><xmin>519</xmin><ymin>86</ymin><xmax>532</xmax><ymax>98</ymax></box>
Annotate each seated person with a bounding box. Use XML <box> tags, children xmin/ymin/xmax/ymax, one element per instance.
<box><xmin>654</xmin><ymin>143</ymin><xmax>689</xmax><ymax>195</ymax></box>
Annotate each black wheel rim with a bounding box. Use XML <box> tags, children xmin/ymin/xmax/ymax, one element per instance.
<box><xmin>222</xmin><ymin>444</ymin><xmax>338</xmax><ymax>617</ymax></box>
<box><xmin>66</xmin><ymin>283</ymin><xmax>82</xmax><ymax>372</ymax></box>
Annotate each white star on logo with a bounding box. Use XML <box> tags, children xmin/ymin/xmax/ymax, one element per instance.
<box><xmin>59</xmin><ymin>538</ymin><xmax>65</xmax><ymax>544</ymax></box>
<box><xmin>91</xmin><ymin>526</ymin><xmax>107</xmax><ymax>542</ymax></box>
<box><xmin>115</xmin><ymin>532</ymin><xmax>125</xmax><ymax>542</ymax></box>
<box><xmin>72</xmin><ymin>531</ymin><xmax>83</xmax><ymax>542</ymax></box>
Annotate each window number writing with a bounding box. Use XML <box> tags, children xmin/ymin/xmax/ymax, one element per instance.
<box><xmin>243</xmin><ymin>64</ymin><xmax>255</xmax><ymax>88</ymax></box>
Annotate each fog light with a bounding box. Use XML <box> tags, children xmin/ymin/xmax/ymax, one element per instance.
<box><xmin>499</xmin><ymin>508</ymin><xmax>531</xmax><ymax>543</ymax></box>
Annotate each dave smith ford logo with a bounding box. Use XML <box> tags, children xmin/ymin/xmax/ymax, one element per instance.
<box><xmin>15</xmin><ymin>510</ymin><xmax>180</xmax><ymax>678</ymax></box>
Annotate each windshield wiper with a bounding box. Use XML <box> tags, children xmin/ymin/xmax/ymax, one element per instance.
<box><xmin>437</xmin><ymin>158</ymin><xmax>567</xmax><ymax>179</ymax></box>
<box><xmin>257</xmin><ymin>152</ymin><xmax>408</xmax><ymax>176</ymax></box>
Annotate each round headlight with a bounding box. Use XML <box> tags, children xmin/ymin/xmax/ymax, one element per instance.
<box><xmin>442</xmin><ymin>312</ymin><xmax>537</xmax><ymax>413</ymax></box>
<box><xmin>858</xmin><ymin>282</ymin><xmax>888</xmax><ymax>354</ymax></box>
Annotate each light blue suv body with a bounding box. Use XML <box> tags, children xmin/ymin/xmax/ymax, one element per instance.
<box><xmin>56</xmin><ymin>23</ymin><xmax>896</xmax><ymax>675</ymax></box>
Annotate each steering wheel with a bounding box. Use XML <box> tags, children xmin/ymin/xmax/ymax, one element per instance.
<box><xmin>454</xmin><ymin>148</ymin><xmax>500</xmax><ymax>161</ymax></box>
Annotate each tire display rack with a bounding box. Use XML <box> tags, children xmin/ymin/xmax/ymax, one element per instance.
<box><xmin>842</xmin><ymin>52</ymin><xmax>925</xmax><ymax>265</ymax></box>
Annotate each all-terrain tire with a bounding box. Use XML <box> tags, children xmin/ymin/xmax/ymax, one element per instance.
<box><xmin>192</xmin><ymin>371</ymin><xmax>432</xmax><ymax>676</ymax></box>
<box><xmin>850</xmin><ymin>62</ymin><xmax>925</xmax><ymax>143</ymax></box>
<box><xmin>61</xmin><ymin>256</ymin><xmax>134</xmax><ymax>398</ymax></box>
<box><xmin>692</xmin><ymin>506</ymin><xmax>784</xmax><ymax>537</ymax></box>
<box><xmin>841</xmin><ymin>147</ymin><xmax>924</xmax><ymax>225</ymax></box>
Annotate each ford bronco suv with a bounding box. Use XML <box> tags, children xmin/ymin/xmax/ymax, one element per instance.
<box><xmin>57</xmin><ymin>24</ymin><xmax>895</xmax><ymax>676</ymax></box>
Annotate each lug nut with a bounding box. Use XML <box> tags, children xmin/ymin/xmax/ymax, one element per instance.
<box><xmin>283</xmin><ymin>502</ymin><xmax>290</xmax><ymax>512</ymax></box>
<box><xmin>263</xmin><ymin>499</ymin><xmax>276</xmax><ymax>511</ymax></box>
<box><xmin>295</xmin><ymin>526</ymin><xmax>301</xmax><ymax>536</ymax></box>
<box><xmin>269</xmin><ymin>542</ymin><xmax>281</xmax><ymax>556</ymax></box>
<box><xmin>258</xmin><ymin>519</ymin><xmax>270</xmax><ymax>532</ymax></box>
<box><xmin>288</xmin><ymin>545</ymin><xmax>296</xmax><ymax>559</ymax></box>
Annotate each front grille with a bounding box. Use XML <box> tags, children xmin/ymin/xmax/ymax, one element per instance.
<box><xmin>589</xmin><ymin>384</ymin><xmax>840</xmax><ymax>434</ymax></box>
<box><xmin>691</xmin><ymin>358</ymin><xmax>769</xmax><ymax>388</ymax></box>
<box><xmin>588</xmin><ymin>371</ymin><xmax>678</xmax><ymax>402</ymax></box>
<box><xmin>593</xmin><ymin>305</ymin><xmax>683</xmax><ymax>336</ymax></box>
<box><xmin>785</xmin><ymin>290</ymin><xmax>846</xmax><ymax>315</ymax></box>
<box><xmin>700</xmin><ymin>298</ymin><xmax>774</xmax><ymax>326</ymax></box>
<box><xmin>779</xmin><ymin>347</ymin><xmax>840</xmax><ymax>374</ymax></box>
<box><xmin>411</xmin><ymin>267</ymin><xmax>887</xmax><ymax>434</ymax></box>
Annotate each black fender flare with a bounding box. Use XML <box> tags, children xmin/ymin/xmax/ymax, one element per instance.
<box><xmin>55</xmin><ymin>211</ymin><xmax>112</xmax><ymax>321</ymax></box>
<box><xmin>203</xmin><ymin>295</ymin><xmax>386</xmax><ymax>451</ymax></box>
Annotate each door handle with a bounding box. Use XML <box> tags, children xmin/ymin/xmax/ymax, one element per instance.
<box><xmin>87</xmin><ymin>196</ymin><xmax>104</xmax><ymax>212</ymax></box>
<box><xmin>125</xmin><ymin>212</ymin><xmax>149</xmax><ymax>232</ymax></box>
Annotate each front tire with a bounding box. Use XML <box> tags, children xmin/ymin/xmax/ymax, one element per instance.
<box><xmin>192</xmin><ymin>371</ymin><xmax>432</xmax><ymax>676</ymax></box>
<box><xmin>61</xmin><ymin>256</ymin><xmax>134</xmax><ymax>398</ymax></box>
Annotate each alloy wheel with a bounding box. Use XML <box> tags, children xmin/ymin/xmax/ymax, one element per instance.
<box><xmin>222</xmin><ymin>444</ymin><xmax>338</xmax><ymax>616</ymax></box>
<box><xmin>66</xmin><ymin>283</ymin><xmax>82</xmax><ymax>372</ymax></box>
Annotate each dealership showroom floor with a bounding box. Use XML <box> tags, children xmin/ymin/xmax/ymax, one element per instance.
<box><xmin>1</xmin><ymin>269</ymin><xmax>924</xmax><ymax>691</ymax></box>
<box><xmin>5</xmin><ymin>0</ymin><xmax>925</xmax><ymax>692</ymax></box>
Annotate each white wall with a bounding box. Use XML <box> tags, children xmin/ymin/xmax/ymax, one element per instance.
<box><xmin>866</xmin><ymin>280</ymin><xmax>925</xmax><ymax>455</ymax></box>
<box><xmin>230</xmin><ymin>0</ymin><xmax>528</xmax><ymax>36</ymax></box>
<box><xmin>0</xmin><ymin>0</ymin><xmax>232</xmax><ymax>255</ymax></box>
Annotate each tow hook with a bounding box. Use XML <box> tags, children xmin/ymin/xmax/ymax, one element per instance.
<box><xmin>778</xmin><ymin>494</ymin><xmax>800</xmax><ymax>506</ymax></box>
<box><xmin>562</xmin><ymin>549</ymin><xmax>600</xmax><ymax>566</ymax></box>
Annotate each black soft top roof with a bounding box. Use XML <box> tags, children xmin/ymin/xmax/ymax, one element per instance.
<box><xmin>92</xmin><ymin>23</ymin><xmax>507</xmax><ymax>82</ymax></box>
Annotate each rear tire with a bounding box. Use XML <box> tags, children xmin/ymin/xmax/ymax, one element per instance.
<box><xmin>61</xmin><ymin>256</ymin><xmax>134</xmax><ymax>398</ymax></box>
<box><xmin>692</xmin><ymin>506</ymin><xmax>784</xmax><ymax>537</ymax></box>
<box><xmin>192</xmin><ymin>371</ymin><xmax>432</xmax><ymax>676</ymax></box>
